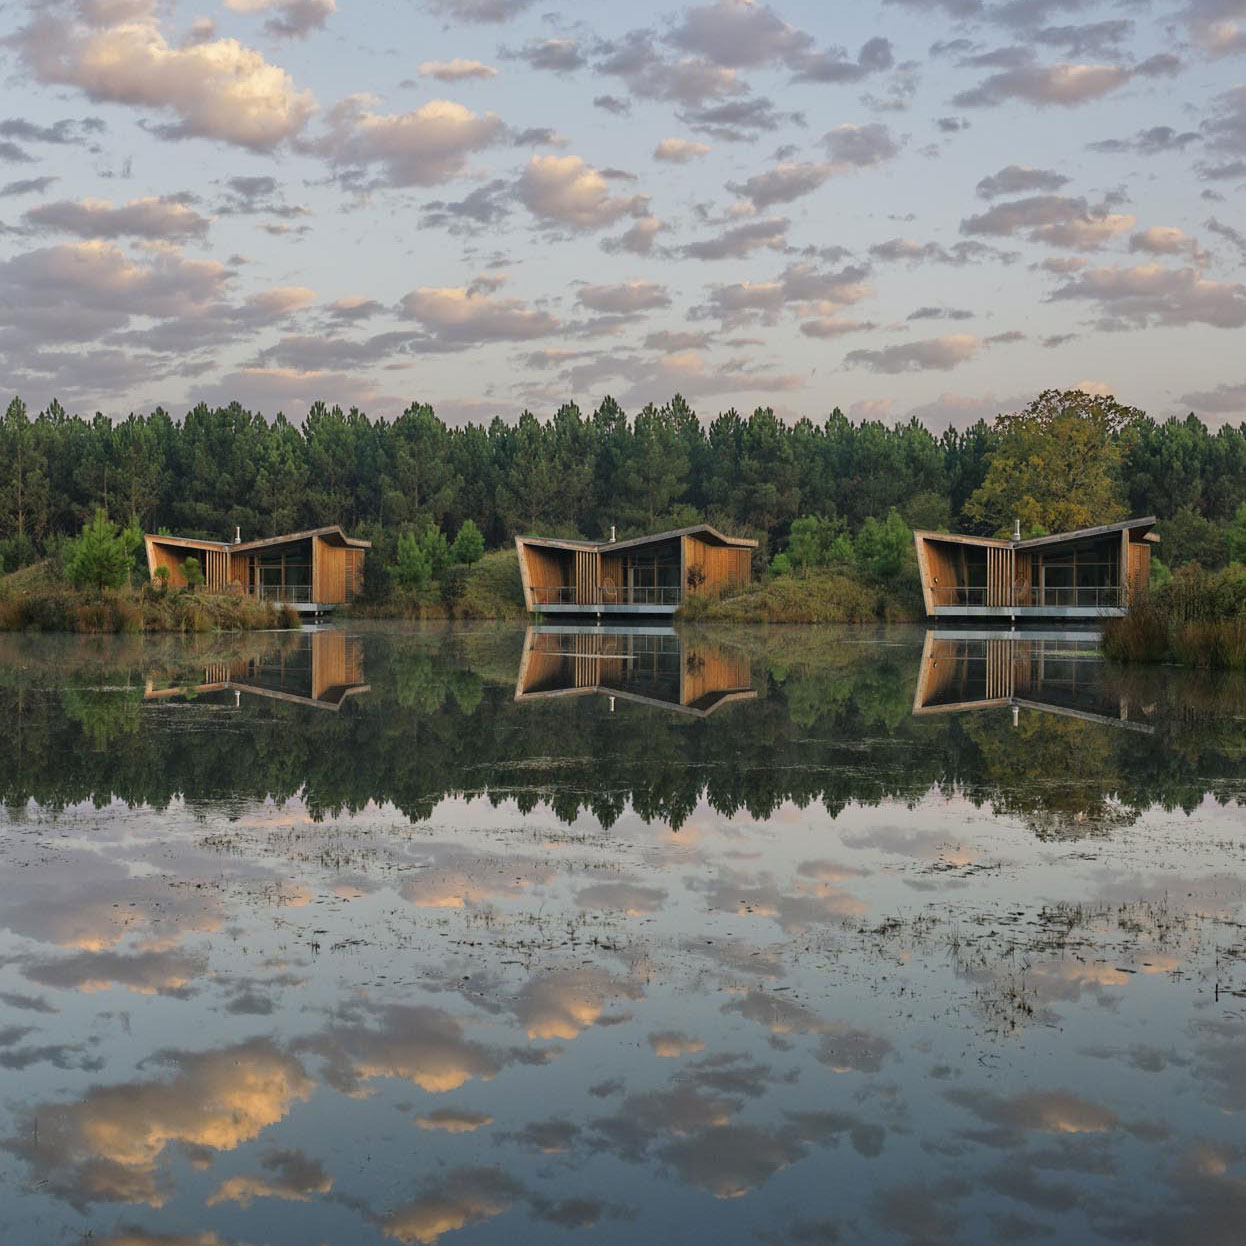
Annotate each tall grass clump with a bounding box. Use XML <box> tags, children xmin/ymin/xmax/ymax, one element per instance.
<box><xmin>1103</xmin><ymin>564</ymin><xmax>1246</xmax><ymax>668</ymax></box>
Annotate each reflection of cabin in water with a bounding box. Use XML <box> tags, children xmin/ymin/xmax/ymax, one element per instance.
<box><xmin>913</xmin><ymin>630</ymin><xmax>1151</xmax><ymax>731</ymax></box>
<box><xmin>516</xmin><ymin>526</ymin><xmax>756</xmax><ymax>616</ymax></box>
<box><xmin>144</xmin><ymin>526</ymin><xmax>370</xmax><ymax>614</ymax></box>
<box><xmin>515</xmin><ymin>627</ymin><xmax>756</xmax><ymax>716</ymax></box>
<box><xmin>143</xmin><ymin>630</ymin><xmax>369</xmax><ymax>711</ymax></box>
<box><xmin>914</xmin><ymin>518</ymin><xmax>1158</xmax><ymax>619</ymax></box>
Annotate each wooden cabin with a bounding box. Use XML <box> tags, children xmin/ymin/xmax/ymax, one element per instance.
<box><xmin>516</xmin><ymin>525</ymin><xmax>757</xmax><ymax>616</ymax></box>
<box><xmin>143</xmin><ymin>630</ymin><xmax>369</xmax><ymax>711</ymax></box>
<box><xmin>144</xmin><ymin>526</ymin><xmax>370</xmax><ymax>613</ymax></box>
<box><xmin>515</xmin><ymin>626</ymin><xmax>756</xmax><ymax>717</ymax></box>
<box><xmin>912</xmin><ymin>630</ymin><xmax>1150</xmax><ymax>731</ymax></box>
<box><xmin>914</xmin><ymin>518</ymin><xmax>1158</xmax><ymax>619</ymax></box>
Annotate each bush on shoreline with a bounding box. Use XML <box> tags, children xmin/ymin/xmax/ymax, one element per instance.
<box><xmin>0</xmin><ymin>566</ymin><xmax>294</xmax><ymax>634</ymax></box>
<box><xmin>1102</xmin><ymin>564</ymin><xmax>1246</xmax><ymax>668</ymax></box>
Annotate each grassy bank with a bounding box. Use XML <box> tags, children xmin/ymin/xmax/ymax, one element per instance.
<box><xmin>1102</xmin><ymin>564</ymin><xmax>1246</xmax><ymax>668</ymax></box>
<box><xmin>0</xmin><ymin>562</ymin><xmax>298</xmax><ymax>633</ymax></box>
<box><xmin>346</xmin><ymin>549</ymin><xmax>526</xmax><ymax>621</ymax></box>
<box><xmin>679</xmin><ymin>568</ymin><xmax>922</xmax><ymax>624</ymax></box>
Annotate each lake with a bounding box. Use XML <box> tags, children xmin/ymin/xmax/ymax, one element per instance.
<box><xmin>1</xmin><ymin>623</ymin><xmax>1244</xmax><ymax>1245</ymax></box>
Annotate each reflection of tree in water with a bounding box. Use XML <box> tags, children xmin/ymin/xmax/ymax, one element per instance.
<box><xmin>965</xmin><ymin>714</ymin><xmax>1137</xmax><ymax>839</ymax></box>
<box><xmin>0</xmin><ymin>629</ymin><xmax>1244</xmax><ymax>837</ymax></box>
<box><xmin>59</xmin><ymin>685</ymin><xmax>142</xmax><ymax>753</ymax></box>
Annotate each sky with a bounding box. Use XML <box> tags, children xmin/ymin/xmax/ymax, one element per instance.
<box><xmin>0</xmin><ymin>0</ymin><xmax>1244</xmax><ymax>429</ymax></box>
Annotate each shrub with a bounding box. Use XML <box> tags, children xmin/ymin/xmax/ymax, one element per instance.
<box><xmin>183</xmin><ymin>555</ymin><xmax>204</xmax><ymax>592</ymax></box>
<box><xmin>450</xmin><ymin>519</ymin><xmax>485</xmax><ymax>566</ymax></box>
<box><xmin>64</xmin><ymin>511</ymin><xmax>135</xmax><ymax>593</ymax></box>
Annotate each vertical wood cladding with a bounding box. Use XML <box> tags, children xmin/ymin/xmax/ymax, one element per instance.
<box><xmin>682</xmin><ymin>535</ymin><xmax>750</xmax><ymax>597</ymax></box>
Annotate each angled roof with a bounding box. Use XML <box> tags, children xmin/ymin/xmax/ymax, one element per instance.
<box><xmin>517</xmin><ymin>524</ymin><xmax>757</xmax><ymax>553</ymax></box>
<box><xmin>147</xmin><ymin>525</ymin><xmax>370</xmax><ymax>551</ymax></box>
<box><xmin>914</xmin><ymin>516</ymin><xmax>1158</xmax><ymax>550</ymax></box>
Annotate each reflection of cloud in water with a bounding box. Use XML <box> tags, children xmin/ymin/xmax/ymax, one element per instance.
<box><xmin>694</xmin><ymin>867</ymin><xmax>866</xmax><ymax>932</ymax></box>
<box><xmin>414</xmin><ymin>1109</ymin><xmax>493</xmax><ymax>1133</ymax></box>
<box><xmin>663</xmin><ymin>1124</ymin><xmax>804</xmax><ymax>1199</ymax></box>
<box><xmin>382</xmin><ymin>1167</ymin><xmax>521</xmax><ymax>1244</ymax></box>
<box><xmin>574</xmin><ymin>882</ymin><xmax>667</xmax><ymax>914</ymax></box>
<box><xmin>303</xmin><ymin>1004</ymin><xmax>505</xmax><ymax>1095</ymax></box>
<box><xmin>0</xmin><ymin>852</ymin><xmax>224</xmax><ymax>951</ymax></box>
<box><xmin>946</xmin><ymin>1087</ymin><xmax>1121</xmax><ymax>1141</ymax></box>
<box><xmin>23</xmin><ymin>949</ymin><xmax>207</xmax><ymax>997</ymax></box>
<box><xmin>649</xmin><ymin>1030</ymin><xmax>705</xmax><ymax>1057</ymax></box>
<box><xmin>724</xmin><ymin>990</ymin><xmax>893</xmax><ymax>1072</ymax></box>
<box><xmin>11</xmin><ymin>1039</ymin><xmax>313</xmax><ymax>1208</ymax></box>
<box><xmin>398</xmin><ymin>844</ymin><xmax>556</xmax><ymax>909</ymax></box>
<box><xmin>843</xmin><ymin>826</ymin><xmax>977</xmax><ymax>866</ymax></box>
<box><xmin>206</xmin><ymin>1147</ymin><xmax>331</xmax><ymax>1207</ymax></box>
<box><xmin>99</xmin><ymin>1231</ymin><xmax>226</xmax><ymax>1246</ymax></box>
<box><xmin>514</xmin><ymin>969</ymin><xmax>643</xmax><ymax>1040</ymax></box>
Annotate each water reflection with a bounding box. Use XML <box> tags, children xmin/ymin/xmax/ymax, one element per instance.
<box><xmin>0</xmin><ymin>624</ymin><xmax>1245</xmax><ymax>1245</ymax></box>
<box><xmin>515</xmin><ymin>626</ymin><xmax>756</xmax><ymax>716</ymax></box>
<box><xmin>143</xmin><ymin>628</ymin><xmax>370</xmax><ymax>711</ymax></box>
<box><xmin>914</xmin><ymin>629</ymin><xmax>1152</xmax><ymax>731</ymax></box>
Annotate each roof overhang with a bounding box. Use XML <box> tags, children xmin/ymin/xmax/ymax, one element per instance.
<box><xmin>518</xmin><ymin>524</ymin><xmax>757</xmax><ymax>554</ymax></box>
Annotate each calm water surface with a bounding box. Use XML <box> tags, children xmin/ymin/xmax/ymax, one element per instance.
<box><xmin>1</xmin><ymin>623</ymin><xmax>1245</xmax><ymax>1246</ymax></box>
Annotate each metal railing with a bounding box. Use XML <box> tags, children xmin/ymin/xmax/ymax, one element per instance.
<box><xmin>930</xmin><ymin>585</ymin><xmax>1125</xmax><ymax>609</ymax></box>
<box><xmin>531</xmin><ymin>584</ymin><xmax>683</xmax><ymax>607</ymax></box>
<box><xmin>255</xmin><ymin>584</ymin><xmax>313</xmax><ymax>603</ymax></box>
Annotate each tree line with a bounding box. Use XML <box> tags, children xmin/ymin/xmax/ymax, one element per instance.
<box><xmin>4</xmin><ymin>390</ymin><xmax>1246</xmax><ymax>586</ymax></box>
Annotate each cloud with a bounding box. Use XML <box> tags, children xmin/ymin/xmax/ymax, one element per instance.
<box><xmin>825</xmin><ymin>122</ymin><xmax>900</xmax><ymax>167</ymax></box>
<box><xmin>728</xmin><ymin>161</ymin><xmax>832</xmax><ymax>208</ymax></box>
<box><xmin>703</xmin><ymin>260</ymin><xmax>871</xmax><ymax>321</ymax></box>
<box><xmin>679</xmin><ymin>98</ymin><xmax>798</xmax><ymax>141</ymax></box>
<box><xmin>1204</xmin><ymin>85</ymin><xmax>1246</xmax><ymax>157</ymax></box>
<box><xmin>0</xmin><ymin>115</ymin><xmax>105</xmax><ymax>146</ymax></box>
<box><xmin>955</xmin><ymin>63</ymin><xmax>1132</xmax><ymax>108</ymax></box>
<box><xmin>792</xmin><ymin>37</ymin><xmax>895</xmax><ymax>83</ymax></box>
<box><xmin>1130</xmin><ymin>226</ymin><xmax>1205</xmax><ymax>261</ymax></box>
<box><xmin>24</xmin><ymin>195</ymin><xmax>210</xmax><ymax>240</ymax></box>
<box><xmin>517</xmin><ymin>154</ymin><xmax>646</xmax><ymax>229</ymax></box>
<box><xmin>223</xmin><ymin>0</ymin><xmax>336</xmax><ymax>39</ymax></box>
<box><xmin>315</xmin><ymin>96</ymin><xmax>503</xmax><ymax>188</ymax></box>
<box><xmin>14</xmin><ymin>5</ymin><xmax>317</xmax><ymax>150</ymax></box>
<box><xmin>421</xmin><ymin>178</ymin><xmax>511</xmax><ymax>233</ymax></box>
<box><xmin>680</xmin><ymin>215</ymin><xmax>788</xmax><ymax>260</ymax></box>
<box><xmin>649</xmin><ymin>1031</ymin><xmax>706</xmax><ymax>1057</ymax></box>
<box><xmin>961</xmin><ymin>194</ymin><xmax>1135</xmax><ymax>248</ymax></box>
<box><xmin>1050</xmin><ymin>262</ymin><xmax>1246</xmax><ymax>328</ymax></box>
<box><xmin>1207</xmin><ymin>216</ymin><xmax>1246</xmax><ymax>259</ymax></box>
<box><xmin>846</xmin><ymin>333</ymin><xmax>983</xmax><ymax>372</ymax></box>
<box><xmin>400</xmin><ymin>285</ymin><xmax>558</xmax><ymax>342</ymax></box>
<box><xmin>976</xmin><ymin>164</ymin><xmax>1070</xmax><ymax>198</ymax></box>
<box><xmin>418</xmin><ymin>59</ymin><xmax>497</xmax><ymax>81</ymax></box>
<box><xmin>576</xmin><ymin>282</ymin><xmax>670</xmax><ymax>314</ymax></box>
<box><xmin>668</xmin><ymin>0</ymin><xmax>812</xmax><ymax>68</ymax></box>
<box><xmin>601</xmin><ymin>215</ymin><xmax>665</xmax><ymax>255</ymax></box>
<box><xmin>1182</xmin><ymin>377</ymin><xmax>1246</xmax><ymax>415</ymax></box>
<box><xmin>654</xmin><ymin>137</ymin><xmax>711</xmax><ymax>163</ymax></box>
<box><xmin>1</xmin><ymin>176</ymin><xmax>60</xmax><ymax>197</ymax></box>
<box><xmin>1088</xmin><ymin>125</ymin><xmax>1202</xmax><ymax>155</ymax></box>
<box><xmin>869</xmin><ymin>236</ymin><xmax>1013</xmax><ymax>265</ymax></box>
<box><xmin>504</xmin><ymin>38</ymin><xmax>585</xmax><ymax>73</ymax></box>
<box><xmin>426</xmin><ymin>0</ymin><xmax>534</xmax><ymax>19</ymax></box>
<box><xmin>1183</xmin><ymin>0</ymin><xmax>1246</xmax><ymax>54</ymax></box>
<box><xmin>596</xmin><ymin>30</ymin><xmax>744</xmax><ymax>106</ymax></box>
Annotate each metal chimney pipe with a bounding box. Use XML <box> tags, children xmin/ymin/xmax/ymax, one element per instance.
<box><xmin>610</xmin><ymin>525</ymin><xmax>616</xmax><ymax>542</ymax></box>
<box><xmin>1013</xmin><ymin>518</ymin><xmax>1021</xmax><ymax>542</ymax></box>
<box><xmin>233</xmin><ymin>525</ymin><xmax>241</xmax><ymax>544</ymax></box>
